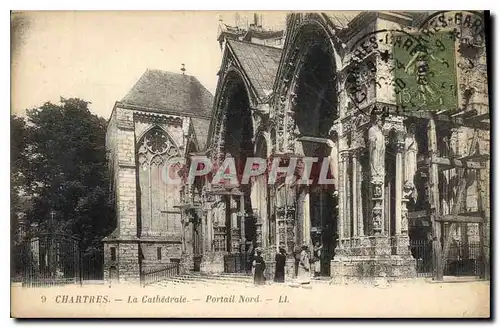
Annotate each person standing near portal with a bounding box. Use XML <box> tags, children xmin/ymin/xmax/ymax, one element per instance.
<box><xmin>297</xmin><ymin>245</ymin><xmax>311</xmax><ymax>285</ymax></box>
<box><xmin>252</xmin><ymin>248</ymin><xmax>266</xmax><ymax>285</ymax></box>
<box><xmin>313</xmin><ymin>241</ymin><xmax>322</xmax><ymax>277</ymax></box>
<box><xmin>293</xmin><ymin>245</ymin><xmax>301</xmax><ymax>278</ymax></box>
<box><xmin>274</xmin><ymin>246</ymin><xmax>287</xmax><ymax>283</ymax></box>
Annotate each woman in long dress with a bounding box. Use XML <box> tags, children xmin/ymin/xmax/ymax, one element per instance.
<box><xmin>253</xmin><ymin>248</ymin><xmax>266</xmax><ymax>285</ymax></box>
<box><xmin>313</xmin><ymin>241</ymin><xmax>322</xmax><ymax>277</ymax></box>
<box><xmin>274</xmin><ymin>247</ymin><xmax>287</xmax><ymax>283</ymax></box>
<box><xmin>297</xmin><ymin>245</ymin><xmax>311</xmax><ymax>284</ymax></box>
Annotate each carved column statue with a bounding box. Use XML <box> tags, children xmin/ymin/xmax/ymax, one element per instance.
<box><xmin>368</xmin><ymin>118</ymin><xmax>385</xmax><ymax>235</ymax></box>
<box><xmin>230</xmin><ymin>227</ymin><xmax>241</xmax><ymax>253</ymax></box>
<box><xmin>404</xmin><ymin>124</ymin><xmax>419</xmax><ymax>201</ymax></box>
<box><xmin>276</xmin><ymin>205</ymin><xmax>296</xmax><ymax>254</ymax></box>
<box><xmin>255</xmin><ymin>219</ymin><xmax>263</xmax><ymax>249</ymax></box>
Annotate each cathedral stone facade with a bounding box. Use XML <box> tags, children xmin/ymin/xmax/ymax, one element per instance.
<box><xmin>104</xmin><ymin>11</ymin><xmax>490</xmax><ymax>283</ymax></box>
<box><xmin>103</xmin><ymin>69</ymin><xmax>212</xmax><ymax>282</ymax></box>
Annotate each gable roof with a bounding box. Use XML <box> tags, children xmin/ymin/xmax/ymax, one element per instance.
<box><xmin>191</xmin><ymin>117</ymin><xmax>211</xmax><ymax>150</ymax></box>
<box><xmin>226</xmin><ymin>39</ymin><xmax>282</xmax><ymax>100</ymax></box>
<box><xmin>324</xmin><ymin>12</ymin><xmax>362</xmax><ymax>30</ymax></box>
<box><xmin>121</xmin><ymin>69</ymin><xmax>213</xmax><ymax>118</ymax></box>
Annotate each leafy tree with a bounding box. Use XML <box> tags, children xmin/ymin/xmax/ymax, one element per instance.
<box><xmin>11</xmin><ymin>98</ymin><xmax>115</xmax><ymax>255</ymax></box>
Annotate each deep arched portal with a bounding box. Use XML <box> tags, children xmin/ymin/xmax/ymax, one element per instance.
<box><xmin>291</xmin><ymin>28</ymin><xmax>339</xmax><ymax>277</ymax></box>
<box><xmin>218</xmin><ymin>72</ymin><xmax>258</xmax><ymax>263</ymax></box>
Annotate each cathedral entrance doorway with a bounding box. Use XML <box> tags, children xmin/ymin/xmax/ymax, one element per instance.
<box><xmin>288</xmin><ymin>29</ymin><xmax>340</xmax><ymax>277</ymax></box>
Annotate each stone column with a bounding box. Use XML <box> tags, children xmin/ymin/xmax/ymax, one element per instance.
<box><xmin>204</xmin><ymin>209</ymin><xmax>211</xmax><ymax>252</ymax></box>
<box><xmin>352</xmin><ymin>151</ymin><xmax>359</xmax><ymax>238</ymax></box>
<box><xmin>343</xmin><ymin>151</ymin><xmax>352</xmax><ymax>238</ymax></box>
<box><xmin>338</xmin><ymin>150</ymin><xmax>349</xmax><ymax>244</ymax></box>
<box><xmin>240</xmin><ymin>213</ymin><xmax>246</xmax><ymax>252</ymax></box>
<box><xmin>303</xmin><ymin>187</ymin><xmax>311</xmax><ymax>246</ymax></box>
<box><xmin>395</xmin><ymin>141</ymin><xmax>404</xmax><ymax>235</ymax></box>
<box><xmin>356</xmin><ymin>151</ymin><xmax>364</xmax><ymax>237</ymax></box>
<box><xmin>259</xmin><ymin>178</ymin><xmax>269</xmax><ymax>249</ymax></box>
<box><xmin>337</xmin><ymin>152</ymin><xmax>347</xmax><ymax>241</ymax></box>
<box><xmin>230</xmin><ymin>196</ymin><xmax>238</xmax><ymax>229</ymax></box>
<box><xmin>239</xmin><ymin>194</ymin><xmax>245</xmax><ymax>247</ymax></box>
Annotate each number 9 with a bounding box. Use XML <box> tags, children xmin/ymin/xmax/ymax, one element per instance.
<box><xmin>41</xmin><ymin>296</ymin><xmax>46</xmax><ymax>303</ymax></box>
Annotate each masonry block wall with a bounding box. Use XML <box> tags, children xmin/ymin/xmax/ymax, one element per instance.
<box><xmin>140</xmin><ymin>242</ymin><xmax>182</xmax><ymax>272</ymax></box>
<box><xmin>115</xmin><ymin>107</ymin><xmax>139</xmax><ymax>237</ymax></box>
<box><xmin>104</xmin><ymin>104</ymin><xmax>195</xmax><ymax>282</ymax></box>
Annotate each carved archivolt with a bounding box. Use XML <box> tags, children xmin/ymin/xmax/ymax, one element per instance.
<box><xmin>273</xmin><ymin>14</ymin><xmax>344</xmax><ymax>155</ymax></box>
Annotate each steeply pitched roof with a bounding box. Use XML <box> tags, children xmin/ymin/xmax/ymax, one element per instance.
<box><xmin>121</xmin><ymin>69</ymin><xmax>213</xmax><ymax>118</ymax></box>
<box><xmin>227</xmin><ymin>39</ymin><xmax>282</xmax><ymax>100</ymax></box>
<box><xmin>324</xmin><ymin>12</ymin><xmax>362</xmax><ymax>30</ymax></box>
<box><xmin>191</xmin><ymin>117</ymin><xmax>211</xmax><ymax>150</ymax></box>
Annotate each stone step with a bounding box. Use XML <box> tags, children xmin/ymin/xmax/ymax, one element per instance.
<box><xmin>151</xmin><ymin>272</ymin><xmax>255</xmax><ymax>286</ymax></box>
<box><xmin>167</xmin><ymin>276</ymin><xmax>253</xmax><ymax>284</ymax></box>
<box><xmin>188</xmin><ymin>273</ymin><xmax>253</xmax><ymax>281</ymax></box>
<box><xmin>151</xmin><ymin>271</ymin><xmax>334</xmax><ymax>287</ymax></box>
<box><xmin>164</xmin><ymin>277</ymin><xmax>322</xmax><ymax>285</ymax></box>
<box><xmin>155</xmin><ymin>278</ymin><xmax>251</xmax><ymax>287</ymax></box>
<box><xmin>169</xmin><ymin>274</ymin><xmax>252</xmax><ymax>281</ymax></box>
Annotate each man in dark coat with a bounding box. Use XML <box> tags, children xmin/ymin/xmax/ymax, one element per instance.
<box><xmin>253</xmin><ymin>248</ymin><xmax>266</xmax><ymax>285</ymax></box>
<box><xmin>274</xmin><ymin>247</ymin><xmax>287</xmax><ymax>283</ymax></box>
<box><xmin>293</xmin><ymin>245</ymin><xmax>302</xmax><ymax>278</ymax></box>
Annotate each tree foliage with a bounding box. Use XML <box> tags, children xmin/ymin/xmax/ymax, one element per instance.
<box><xmin>11</xmin><ymin>98</ymin><xmax>115</xmax><ymax>253</ymax></box>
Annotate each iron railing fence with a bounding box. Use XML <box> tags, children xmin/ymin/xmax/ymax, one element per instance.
<box><xmin>81</xmin><ymin>246</ymin><xmax>104</xmax><ymax>282</ymax></box>
<box><xmin>223</xmin><ymin>253</ymin><xmax>253</xmax><ymax>274</ymax></box>
<box><xmin>21</xmin><ymin>233</ymin><xmax>81</xmax><ymax>287</ymax></box>
<box><xmin>140</xmin><ymin>262</ymin><xmax>180</xmax><ymax>286</ymax></box>
<box><xmin>409</xmin><ymin>239</ymin><xmax>488</xmax><ymax>277</ymax></box>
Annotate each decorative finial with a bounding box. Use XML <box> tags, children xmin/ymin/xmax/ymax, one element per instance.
<box><xmin>181</xmin><ymin>63</ymin><xmax>186</xmax><ymax>75</ymax></box>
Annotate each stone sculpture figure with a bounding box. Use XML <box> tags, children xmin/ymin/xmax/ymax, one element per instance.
<box><xmin>404</xmin><ymin>124</ymin><xmax>419</xmax><ymax>201</ymax></box>
<box><xmin>368</xmin><ymin>116</ymin><xmax>385</xmax><ymax>179</ymax></box>
<box><xmin>327</xmin><ymin>138</ymin><xmax>339</xmax><ymax>184</ymax></box>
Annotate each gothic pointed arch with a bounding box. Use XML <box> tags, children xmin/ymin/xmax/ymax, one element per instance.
<box><xmin>136</xmin><ymin>125</ymin><xmax>181</xmax><ymax>161</ymax></box>
<box><xmin>272</xmin><ymin>14</ymin><xmax>344</xmax><ymax>155</ymax></box>
<box><xmin>270</xmin><ymin>14</ymin><xmax>344</xmax><ymax>273</ymax></box>
<box><xmin>136</xmin><ymin>126</ymin><xmax>182</xmax><ymax>237</ymax></box>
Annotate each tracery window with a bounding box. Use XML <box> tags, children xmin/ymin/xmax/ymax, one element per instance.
<box><xmin>137</xmin><ymin>127</ymin><xmax>181</xmax><ymax>236</ymax></box>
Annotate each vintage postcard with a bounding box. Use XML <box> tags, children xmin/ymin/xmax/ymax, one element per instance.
<box><xmin>11</xmin><ymin>10</ymin><xmax>491</xmax><ymax>318</ymax></box>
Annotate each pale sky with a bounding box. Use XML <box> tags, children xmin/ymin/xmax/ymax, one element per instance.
<box><xmin>11</xmin><ymin>11</ymin><xmax>287</xmax><ymax>120</ymax></box>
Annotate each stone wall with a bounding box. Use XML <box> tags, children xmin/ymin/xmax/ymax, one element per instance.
<box><xmin>141</xmin><ymin>242</ymin><xmax>182</xmax><ymax>261</ymax></box>
<box><xmin>117</xmin><ymin>242</ymin><xmax>140</xmax><ymax>282</ymax></box>
<box><xmin>331</xmin><ymin>255</ymin><xmax>417</xmax><ymax>284</ymax></box>
<box><xmin>104</xmin><ymin>104</ymin><xmax>195</xmax><ymax>282</ymax></box>
<box><xmin>103</xmin><ymin>240</ymin><xmax>141</xmax><ymax>283</ymax></box>
<box><xmin>103</xmin><ymin>242</ymin><xmax>118</xmax><ymax>283</ymax></box>
<box><xmin>200</xmin><ymin>252</ymin><xmax>225</xmax><ymax>274</ymax></box>
<box><xmin>108</xmin><ymin>106</ymin><xmax>138</xmax><ymax>238</ymax></box>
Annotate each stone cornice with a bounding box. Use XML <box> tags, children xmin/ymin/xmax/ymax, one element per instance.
<box><xmin>117</xmin><ymin>102</ymin><xmax>211</xmax><ymax>120</ymax></box>
<box><xmin>133</xmin><ymin>110</ymin><xmax>183</xmax><ymax>127</ymax></box>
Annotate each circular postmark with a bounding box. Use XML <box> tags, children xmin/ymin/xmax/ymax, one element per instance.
<box><xmin>344</xmin><ymin>11</ymin><xmax>487</xmax><ymax>115</ymax></box>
